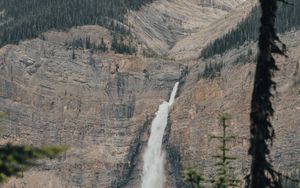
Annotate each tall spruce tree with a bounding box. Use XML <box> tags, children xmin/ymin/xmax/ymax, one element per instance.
<box><xmin>98</xmin><ymin>37</ymin><xmax>108</xmax><ymax>52</ymax></box>
<box><xmin>247</xmin><ymin>0</ymin><xmax>287</xmax><ymax>187</ymax></box>
<box><xmin>183</xmin><ymin>113</ymin><xmax>240</xmax><ymax>188</ymax></box>
<box><xmin>211</xmin><ymin>113</ymin><xmax>239</xmax><ymax>188</ymax></box>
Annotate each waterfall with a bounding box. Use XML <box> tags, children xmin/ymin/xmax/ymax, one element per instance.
<box><xmin>141</xmin><ymin>82</ymin><xmax>179</xmax><ymax>188</ymax></box>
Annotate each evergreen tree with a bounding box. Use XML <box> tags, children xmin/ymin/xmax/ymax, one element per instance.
<box><xmin>111</xmin><ymin>35</ymin><xmax>119</xmax><ymax>52</ymax></box>
<box><xmin>210</xmin><ymin>113</ymin><xmax>240</xmax><ymax>188</ymax></box>
<box><xmin>246</xmin><ymin>0</ymin><xmax>287</xmax><ymax>187</ymax></box>
<box><xmin>111</xmin><ymin>34</ymin><xmax>136</xmax><ymax>55</ymax></box>
<box><xmin>67</xmin><ymin>37</ymin><xmax>110</xmax><ymax>53</ymax></box>
<box><xmin>183</xmin><ymin>113</ymin><xmax>240</xmax><ymax>188</ymax></box>
<box><xmin>98</xmin><ymin>37</ymin><xmax>108</xmax><ymax>52</ymax></box>
<box><xmin>0</xmin><ymin>144</ymin><xmax>67</xmax><ymax>183</ymax></box>
<box><xmin>183</xmin><ymin>168</ymin><xmax>205</xmax><ymax>188</ymax></box>
<box><xmin>199</xmin><ymin>62</ymin><xmax>224</xmax><ymax>79</ymax></box>
<box><xmin>85</xmin><ymin>37</ymin><xmax>91</xmax><ymax>50</ymax></box>
<box><xmin>72</xmin><ymin>48</ymin><xmax>76</xmax><ymax>59</ymax></box>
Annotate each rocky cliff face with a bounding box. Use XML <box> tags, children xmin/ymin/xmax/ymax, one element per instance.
<box><xmin>0</xmin><ymin>0</ymin><xmax>299</xmax><ymax>188</ymax></box>
<box><xmin>0</xmin><ymin>28</ymin><xmax>186</xmax><ymax>187</ymax></box>
<box><xmin>167</xmin><ymin>31</ymin><xmax>300</xmax><ymax>186</ymax></box>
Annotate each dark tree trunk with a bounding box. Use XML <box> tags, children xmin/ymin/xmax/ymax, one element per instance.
<box><xmin>248</xmin><ymin>0</ymin><xmax>285</xmax><ymax>187</ymax></box>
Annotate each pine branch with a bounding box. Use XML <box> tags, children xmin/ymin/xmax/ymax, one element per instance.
<box><xmin>0</xmin><ymin>144</ymin><xmax>68</xmax><ymax>183</ymax></box>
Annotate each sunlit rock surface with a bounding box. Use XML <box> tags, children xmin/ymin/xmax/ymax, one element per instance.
<box><xmin>0</xmin><ymin>35</ymin><xmax>184</xmax><ymax>187</ymax></box>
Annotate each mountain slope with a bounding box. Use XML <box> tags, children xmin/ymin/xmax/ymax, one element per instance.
<box><xmin>0</xmin><ymin>0</ymin><xmax>153</xmax><ymax>47</ymax></box>
<box><xmin>128</xmin><ymin>0</ymin><xmax>246</xmax><ymax>55</ymax></box>
<box><xmin>168</xmin><ymin>30</ymin><xmax>300</xmax><ymax>185</ymax></box>
<box><xmin>0</xmin><ymin>0</ymin><xmax>299</xmax><ymax>187</ymax></box>
<box><xmin>201</xmin><ymin>0</ymin><xmax>300</xmax><ymax>59</ymax></box>
<box><xmin>168</xmin><ymin>0</ymin><xmax>256</xmax><ymax>60</ymax></box>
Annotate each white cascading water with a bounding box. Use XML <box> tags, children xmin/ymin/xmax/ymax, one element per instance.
<box><xmin>141</xmin><ymin>82</ymin><xmax>179</xmax><ymax>188</ymax></box>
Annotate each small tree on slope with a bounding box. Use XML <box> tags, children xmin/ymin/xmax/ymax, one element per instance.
<box><xmin>211</xmin><ymin>113</ymin><xmax>240</xmax><ymax>188</ymax></box>
<box><xmin>183</xmin><ymin>113</ymin><xmax>240</xmax><ymax>188</ymax></box>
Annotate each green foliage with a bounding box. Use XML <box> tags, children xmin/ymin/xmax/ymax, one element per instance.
<box><xmin>66</xmin><ymin>38</ymin><xmax>87</xmax><ymax>50</ymax></box>
<box><xmin>232</xmin><ymin>50</ymin><xmax>253</xmax><ymax>65</ymax></box>
<box><xmin>183</xmin><ymin>168</ymin><xmax>205</xmax><ymax>188</ymax></box>
<box><xmin>0</xmin><ymin>0</ymin><xmax>154</xmax><ymax>47</ymax></box>
<box><xmin>111</xmin><ymin>35</ymin><xmax>137</xmax><ymax>55</ymax></box>
<box><xmin>201</xmin><ymin>0</ymin><xmax>300</xmax><ymax>59</ymax></box>
<box><xmin>211</xmin><ymin>113</ymin><xmax>240</xmax><ymax>188</ymax></box>
<box><xmin>0</xmin><ymin>112</ymin><xmax>7</xmax><ymax>118</ymax></box>
<box><xmin>66</xmin><ymin>37</ymin><xmax>108</xmax><ymax>53</ymax></box>
<box><xmin>98</xmin><ymin>37</ymin><xmax>108</xmax><ymax>52</ymax></box>
<box><xmin>65</xmin><ymin>37</ymin><xmax>108</xmax><ymax>52</ymax></box>
<box><xmin>282</xmin><ymin>169</ymin><xmax>300</xmax><ymax>188</ymax></box>
<box><xmin>199</xmin><ymin>62</ymin><xmax>224</xmax><ymax>79</ymax></box>
<box><xmin>0</xmin><ymin>145</ymin><xmax>67</xmax><ymax>183</ymax></box>
<box><xmin>183</xmin><ymin>113</ymin><xmax>240</xmax><ymax>188</ymax></box>
<box><xmin>219</xmin><ymin>113</ymin><xmax>231</xmax><ymax>121</ymax></box>
<box><xmin>0</xmin><ymin>111</ymin><xmax>67</xmax><ymax>183</ymax></box>
<box><xmin>142</xmin><ymin>48</ymin><xmax>160</xmax><ymax>58</ymax></box>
